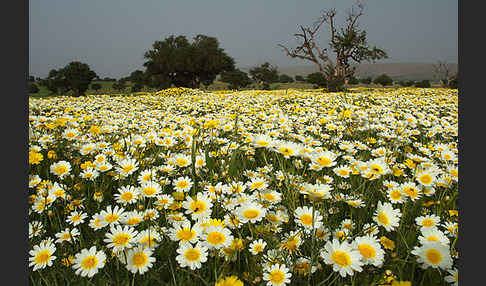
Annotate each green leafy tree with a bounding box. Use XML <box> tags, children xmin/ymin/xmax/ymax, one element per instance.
<box><xmin>41</xmin><ymin>62</ymin><xmax>97</xmax><ymax>96</ymax></box>
<box><xmin>249</xmin><ymin>62</ymin><xmax>279</xmax><ymax>89</ymax></box>
<box><xmin>279</xmin><ymin>1</ymin><xmax>388</xmax><ymax>91</ymax></box>
<box><xmin>360</xmin><ymin>76</ymin><xmax>372</xmax><ymax>84</ymax></box>
<box><xmin>143</xmin><ymin>35</ymin><xmax>235</xmax><ymax>89</ymax></box>
<box><xmin>220</xmin><ymin>69</ymin><xmax>252</xmax><ymax>90</ymax></box>
<box><xmin>348</xmin><ymin>75</ymin><xmax>359</xmax><ymax>85</ymax></box>
<box><xmin>279</xmin><ymin>74</ymin><xmax>294</xmax><ymax>83</ymax></box>
<box><xmin>40</xmin><ymin>69</ymin><xmax>65</xmax><ymax>95</ymax></box>
<box><xmin>112</xmin><ymin>80</ymin><xmax>127</xmax><ymax>92</ymax></box>
<box><xmin>295</xmin><ymin>75</ymin><xmax>305</xmax><ymax>82</ymax></box>
<box><xmin>131</xmin><ymin>83</ymin><xmax>143</xmax><ymax>92</ymax></box>
<box><xmin>398</xmin><ymin>80</ymin><xmax>414</xmax><ymax>87</ymax></box>
<box><xmin>306</xmin><ymin>72</ymin><xmax>327</xmax><ymax>87</ymax></box>
<box><xmin>128</xmin><ymin>70</ymin><xmax>146</xmax><ymax>86</ymax></box>
<box><xmin>58</xmin><ymin>62</ymin><xmax>97</xmax><ymax>96</ymax></box>
<box><xmin>28</xmin><ymin>83</ymin><xmax>39</xmax><ymax>94</ymax></box>
<box><xmin>91</xmin><ymin>83</ymin><xmax>102</xmax><ymax>91</ymax></box>
<box><xmin>414</xmin><ymin>80</ymin><xmax>431</xmax><ymax>88</ymax></box>
<box><xmin>373</xmin><ymin>74</ymin><xmax>393</xmax><ymax>86</ymax></box>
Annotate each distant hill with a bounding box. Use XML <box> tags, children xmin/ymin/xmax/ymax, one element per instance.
<box><xmin>239</xmin><ymin>62</ymin><xmax>457</xmax><ymax>82</ymax></box>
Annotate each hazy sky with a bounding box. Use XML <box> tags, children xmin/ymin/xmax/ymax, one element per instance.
<box><xmin>29</xmin><ymin>0</ymin><xmax>457</xmax><ymax>79</ymax></box>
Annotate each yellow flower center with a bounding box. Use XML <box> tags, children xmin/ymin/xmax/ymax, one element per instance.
<box><xmin>176</xmin><ymin>158</ymin><xmax>189</xmax><ymax>167</ymax></box>
<box><xmin>177</xmin><ymin>228</ymin><xmax>196</xmax><ymax>242</ymax></box>
<box><xmin>450</xmin><ymin>169</ymin><xmax>458</xmax><ymax>178</ymax></box>
<box><xmin>250</xmin><ymin>181</ymin><xmax>265</xmax><ymax>189</ymax></box>
<box><xmin>370</xmin><ymin>164</ymin><xmax>383</xmax><ymax>174</ymax></box>
<box><xmin>421</xmin><ymin>219</ymin><xmax>435</xmax><ymax>227</ymax></box>
<box><xmin>143</xmin><ymin>187</ymin><xmax>157</xmax><ymax>196</ymax></box>
<box><xmin>121</xmin><ymin>192</ymin><xmax>134</xmax><ymax>201</ymax></box>
<box><xmin>105</xmin><ymin>214</ymin><xmax>120</xmax><ymax>223</ymax></box>
<box><xmin>317</xmin><ymin>157</ymin><xmax>332</xmax><ymax>167</ymax></box>
<box><xmin>207</xmin><ymin>232</ymin><xmax>226</xmax><ymax>245</ymax></box>
<box><xmin>403</xmin><ymin>187</ymin><xmax>418</xmax><ymax>198</ymax></box>
<box><xmin>427</xmin><ymin>236</ymin><xmax>440</xmax><ymax>242</ymax></box>
<box><xmin>243</xmin><ymin>209</ymin><xmax>260</xmax><ymax>219</ymax></box>
<box><xmin>127</xmin><ymin>218</ymin><xmax>141</xmax><ymax>225</ymax></box>
<box><xmin>122</xmin><ymin>165</ymin><xmax>134</xmax><ymax>173</ymax></box>
<box><xmin>132</xmin><ymin>252</ymin><xmax>148</xmax><ymax>267</ymax></box>
<box><xmin>71</xmin><ymin>215</ymin><xmax>82</xmax><ymax>222</ymax></box>
<box><xmin>377</xmin><ymin>212</ymin><xmax>390</xmax><ymax>226</ymax></box>
<box><xmin>61</xmin><ymin>233</ymin><xmax>71</xmax><ymax>240</ymax></box>
<box><xmin>331</xmin><ymin>250</ymin><xmax>352</xmax><ymax>267</ymax></box>
<box><xmin>55</xmin><ymin>165</ymin><xmax>68</xmax><ymax>174</ymax></box>
<box><xmin>256</xmin><ymin>140</ymin><xmax>269</xmax><ymax>147</ymax></box>
<box><xmin>300</xmin><ymin>214</ymin><xmax>313</xmax><ymax>226</ymax></box>
<box><xmin>419</xmin><ymin>174</ymin><xmax>432</xmax><ymax>185</ymax></box>
<box><xmin>263</xmin><ymin>193</ymin><xmax>276</xmax><ymax>201</ymax></box>
<box><xmin>176</xmin><ymin>181</ymin><xmax>189</xmax><ymax>189</ymax></box>
<box><xmin>81</xmin><ymin>256</ymin><xmax>98</xmax><ymax>270</ymax></box>
<box><xmin>269</xmin><ymin>270</ymin><xmax>286</xmax><ymax>284</ymax></box>
<box><xmin>184</xmin><ymin>248</ymin><xmax>201</xmax><ymax>262</ymax></box>
<box><xmin>35</xmin><ymin>250</ymin><xmax>51</xmax><ymax>264</ymax></box>
<box><xmin>280</xmin><ymin>147</ymin><xmax>294</xmax><ymax>156</ymax></box>
<box><xmin>425</xmin><ymin>249</ymin><xmax>442</xmax><ymax>265</ymax></box>
<box><xmin>142</xmin><ymin>174</ymin><xmax>152</xmax><ymax>181</ymax></box>
<box><xmin>190</xmin><ymin>200</ymin><xmax>206</xmax><ymax>214</ymax></box>
<box><xmin>338</xmin><ymin>169</ymin><xmax>349</xmax><ymax>176</ymax></box>
<box><xmin>358</xmin><ymin>244</ymin><xmax>376</xmax><ymax>259</ymax></box>
<box><xmin>390</xmin><ymin>190</ymin><xmax>402</xmax><ymax>200</ymax></box>
<box><xmin>113</xmin><ymin>234</ymin><xmax>131</xmax><ymax>246</ymax></box>
<box><xmin>253</xmin><ymin>245</ymin><xmax>264</xmax><ymax>253</ymax></box>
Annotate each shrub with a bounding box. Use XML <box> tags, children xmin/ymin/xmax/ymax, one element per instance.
<box><xmin>29</xmin><ymin>83</ymin><xmax>39</xmax><ymax>94</ymax></box>
<box><xmin>373</xmin><ymin>74</ymin><xmax>393</xmax><ymax>86</ymax></box>
<box><xmin>414</xmin><ymin>80</ymin><xmax>431</xmax><ymax>88</ymax></box>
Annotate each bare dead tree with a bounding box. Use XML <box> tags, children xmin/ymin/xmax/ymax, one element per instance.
<box><xmin>433</xmin><ymin>61</ymin><xmax>451</xmax><ymax>87</ymax></box>
<box><xmin>279</xmin><ymin>1</ymin><xmax>388</xmax><ymax>90</ymax></box>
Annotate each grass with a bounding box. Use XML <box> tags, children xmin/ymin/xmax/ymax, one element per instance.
<box><xmin>28</xmin><ymin>79</ymin><xmax>445</xmax><ymax>98</ymax></box>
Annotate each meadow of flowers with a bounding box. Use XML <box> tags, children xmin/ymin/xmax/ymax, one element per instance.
<box><xmin>28</xmin><ymin>87</ymin><xmax>458</xmax><ymax>286</ymax></box>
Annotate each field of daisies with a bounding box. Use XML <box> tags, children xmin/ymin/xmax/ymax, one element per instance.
<box><xmin>28</xmin><ymin>87</ymin><xmax>458</xmax><ymax>286</ymax></box>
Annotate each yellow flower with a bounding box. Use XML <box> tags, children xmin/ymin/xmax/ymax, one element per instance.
<box><xmin>380</xmin><ymin>236</ymin><xmax>396</xmax><ymax>251</ymax></box>
<box><xmin>391</xmin><ymin>281</ymin><xmax>411</xmax><ymax>286</ymax></box>
<box><xmin>47</xmin><ymin>150</ymin><xmax>57</xmax><ymax>160</ymax></box>
<box><xmin>448</xmin><ymin>210</ymin><xmax>458</xmax><ymax>217</ymax></box>
<box><xmin>404</xmin><ymin>159</ymin><xmax>416</xmax><ymax>169</ymax></box>
<box><xmin>215</xmin><ymin>275</ymin><xmax>244</xmax><ymax>286</ymax></box>
<box><xmin>80</xmin><ymin>161</ymin><xmax>95</xmax><ymax>170</ymax></box>
<box><xmin>172</xmin><ymin>192</ymin><xmax>185</xmax><ymax>201</ymax></box>
<box><xmin>389</xmin><ymin>166</ymin><xmax>402</xmax><ymax>177</ymax></box>
<box><xmin>62</xmin><ymin>255</ymin><xmax>74</xmax><ymax>267</ymax></box>
<box><xmin>366</xmin><ymin>137</ymin><xmax>377</xmax><ymax>144</ymax></box>
<box><xmin>29</xmin><ymin>151</ymin><xmax>43</xmax><ymax>165</ymax></box>
<box><xmin>342</xmin><ymin>109</ymin><xmax>352</xmax><ymax>118</ymax></box>
<box><xmin>29</xmin><ymin>194</ymin><xmax>37</xmax><ymax>204</ymax></box>
<box><xmin>89</xmin><ymin>125</ymin><xmax>102</xmax><ymax>135</ymax></box>
<box><xmin>113</xmin><ymin>142</ymin><xmax>123</xmax><ymax>151</ymax></box>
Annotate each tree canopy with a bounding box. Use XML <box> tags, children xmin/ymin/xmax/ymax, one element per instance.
<box><xmin>249</xmin><ymin>62</ymin><xmax>279</xmax><ymax>90</ymax></box>
<box><xmin>40</xmin><ymin>62</ymin><xmax>97</xmax><ymax>96</ymax></box>
<box><xmin>220</xmin><ymin>69</ymin><xmax>252</xmax><ymax>90</ymax></box>
<box><xmin>373</xmin><ymin>74</ymin><xmax>393</xmax><ymax>86</ymax></box>
<box><xmin>143</xmin><ymin>35</ymin><xmax>235</xmax><ymax>89</ymax></box>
